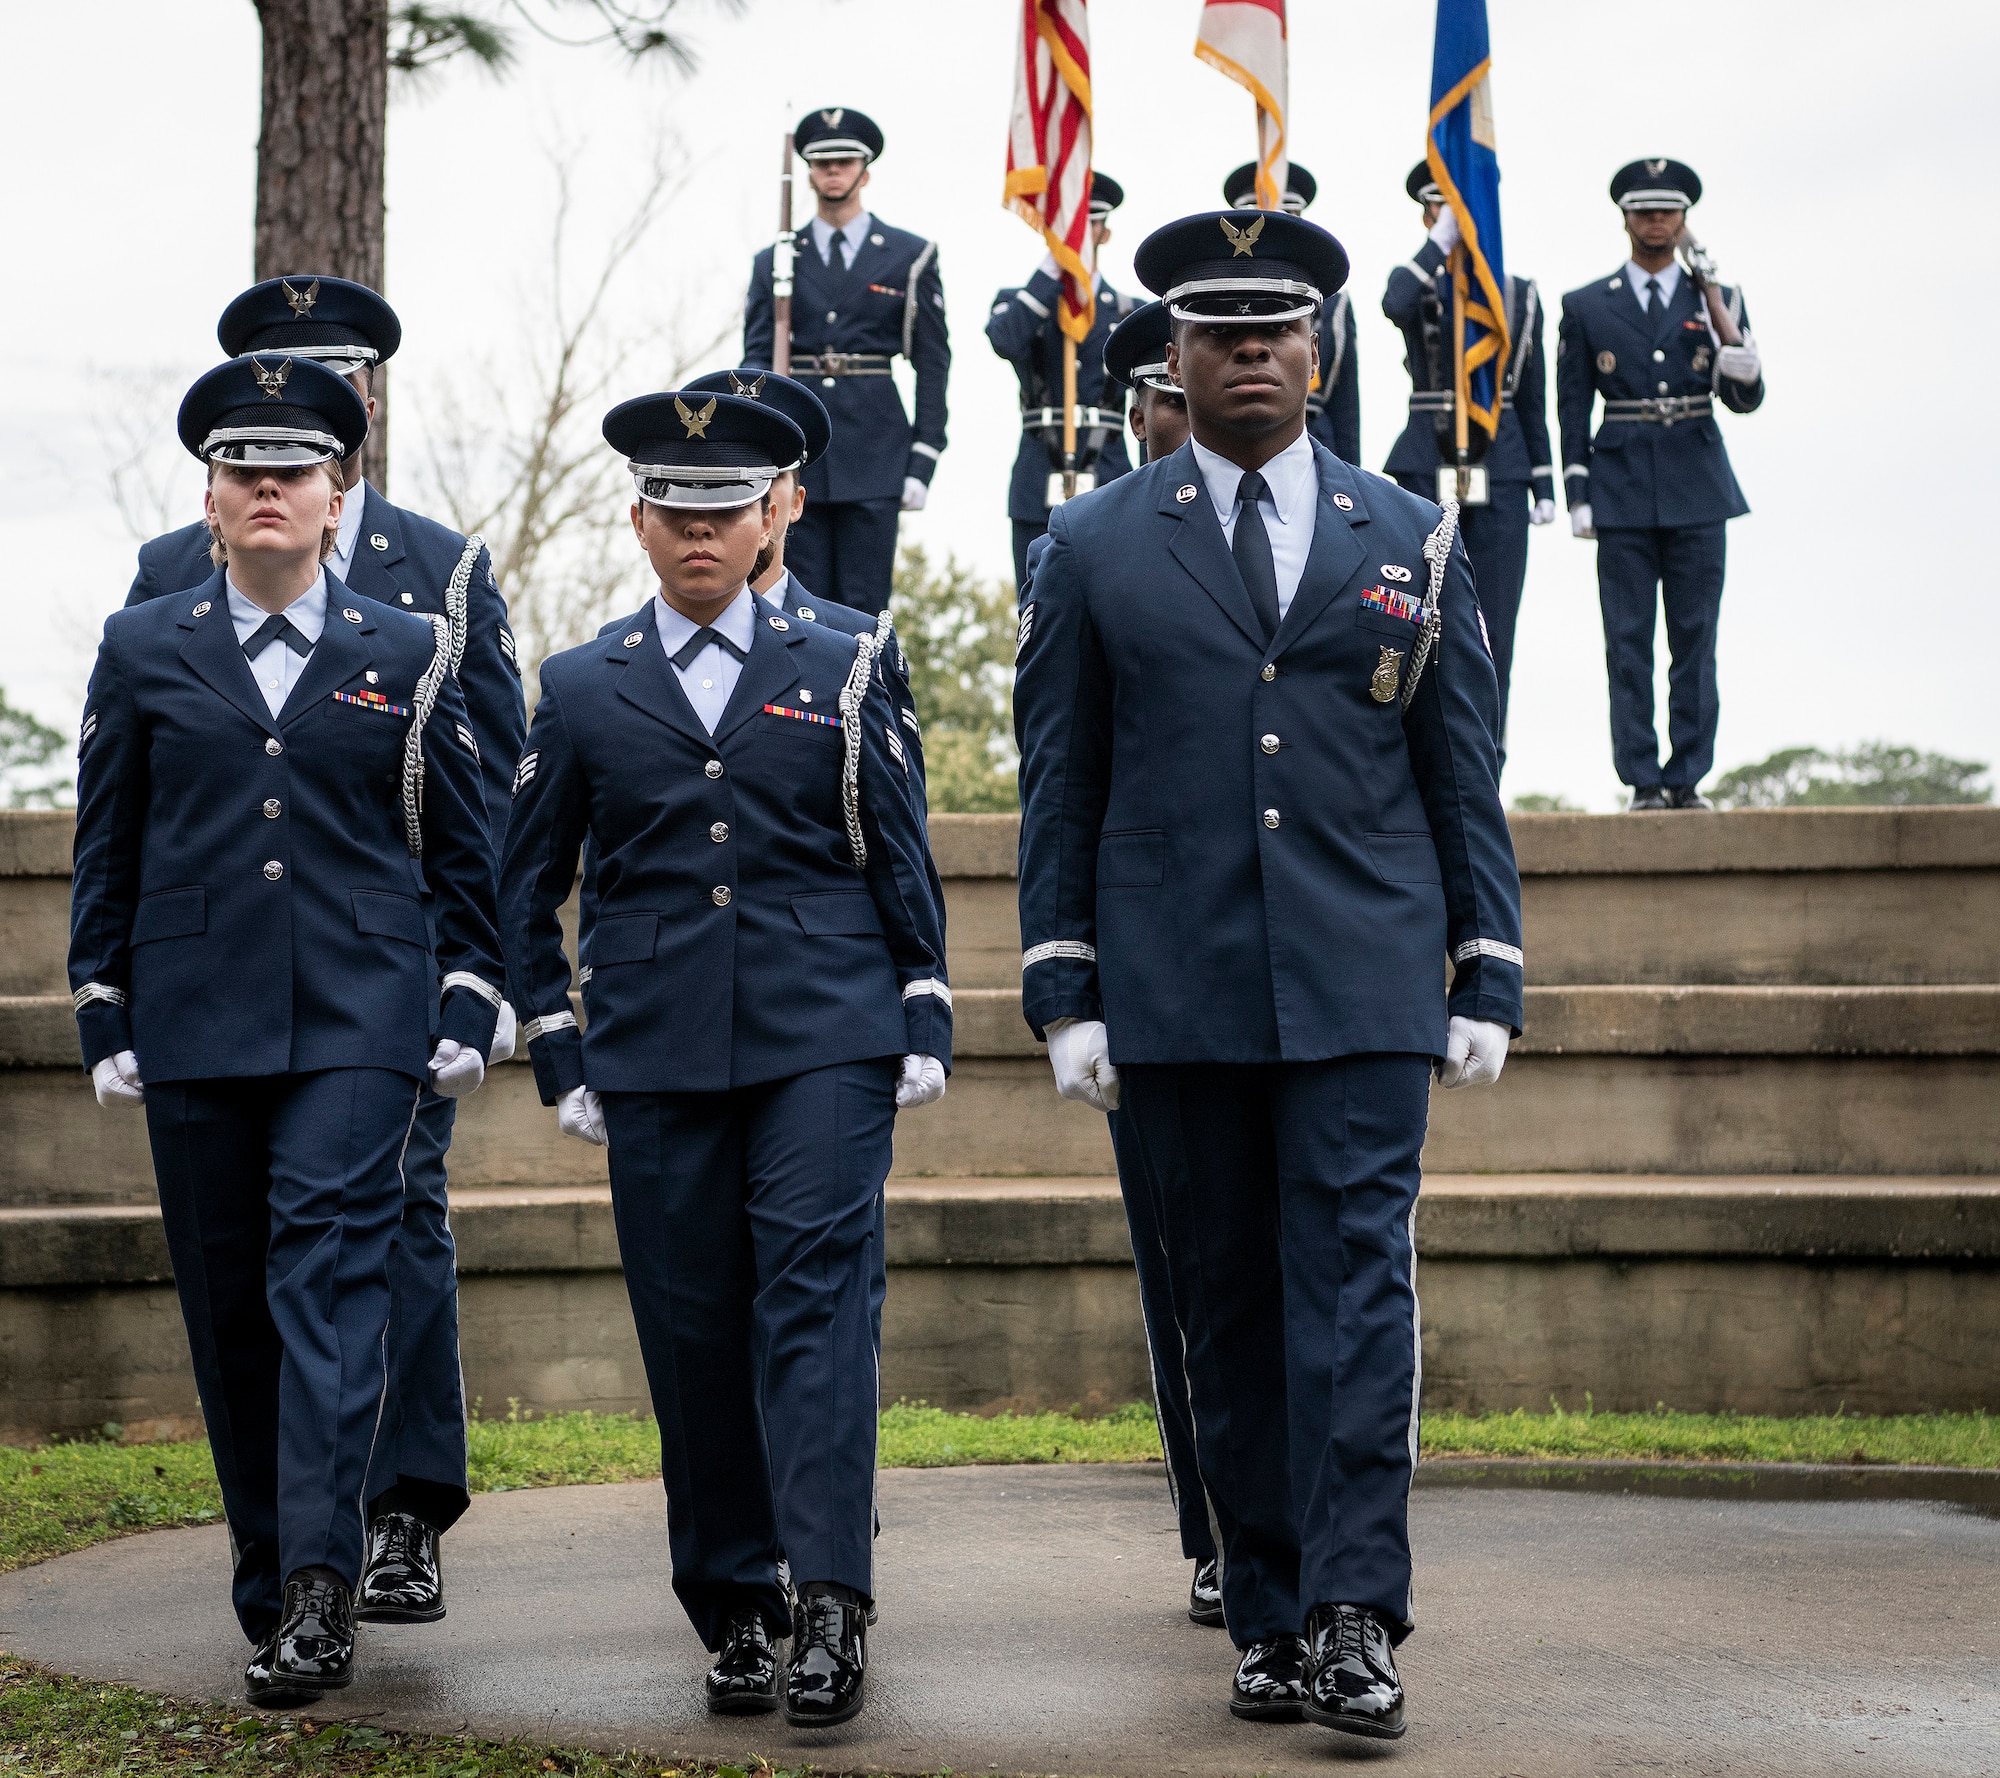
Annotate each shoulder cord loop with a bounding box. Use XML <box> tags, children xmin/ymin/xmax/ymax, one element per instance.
<box><xmin>839</xmin><ymin>631</ymin><xmax>880</xmax><ymax>868</ymax></box>
<box><xmin>902</xmin><ymin>240</ymin><xmax>939</xmax><ymax>361</ymax></box>
<box><xmin>402</xmin><ymin>614</ymin><xmax>455</xmax><ymax>855</ymax></box>
<box><xmin>1403</xmin><ymin>500</ymin><xmax>1459</xmax><ymax>709</ymax></box>
<box><xmin>443</xmin><ymin>534</ymin><xmax>483</xmax><ymax>678</ymax></box>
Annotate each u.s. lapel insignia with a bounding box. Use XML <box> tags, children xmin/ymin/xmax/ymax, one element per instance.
<box><xmin>251</xmin><ymin>355</ymin><xmax>291</xmax><ymax>399</ymax></box>
<box><xmin>1332</xmin><ymin>493</ymin><xmax>1353</xmax><ymax>511</ymax></box>
<box><xmin>1381</xmin><ymin>564</ymin><xmax>1412</xmax><ymax>583</ymax></box>
<box><xmin>1596</xmin><ymin>350</ymin><xmax>1617</xmax><ymax>374</ymax></box>
<box><xmin>370</xmin><ymin>533</ymin><xmax>389</xmax><ymax>551</ymax></box>
<box><xmin>191</xmin><ymin>600</ymin><xmax>211</xmax><ymax>617</ymax></box>
<box><xmin>1218</xmin><ymin>213</ymin><xmax>1265</xmax><ymax>257</ymax></box>
<box><xmin>674</xmin><ymin>396</ymin><xmax>717</xmax><ymax>438</ymax></box>
<box><xmin>797</xmin><ymin>606</ymin><xmax>816</xmax><ymax>621</ymax></box>
<box><xmin>1175</xmin><ymin>484</ymin><xmax>1198</xmax><ymax>504</ymax></box>
<box><xmin>342</xmin><ymin>607</ymin><xmax>364</xmax><ymax>623</ymax></box>
<box><xmin>623</xmin><ymin>632</ymin><xmax>643</xmax><ymax>648</ymax></box>
<box><xmin>728</xmin><ymin>372</ymin><xmax>766</xmax><ymax>399</ymax></box>
<box><xmin>282</xmin><ymin>277</ymin><xmax>319</xmax><ymax>319</ymax></box>
<box><xmin>1370</xmin><ymin>645</ymin><xmax>1403</xmax><ymax>704</ymax></box>
<box><xmin>769</xmin><ymin>615</ymin><xmax>790</xmax><ymax>631</ymax></box>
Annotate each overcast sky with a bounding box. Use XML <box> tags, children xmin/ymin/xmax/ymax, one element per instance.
<box><xmin>5</xmin><ymin>0</ymin><xmax>1994</xmax><ymax>808</ymax></box>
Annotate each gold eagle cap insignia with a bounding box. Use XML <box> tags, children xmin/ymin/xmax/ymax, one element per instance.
<box><xmin>1646</xmin><ymin>157</ymin><xmax>1667</xmax><ymax>175</ymax></box>
<box><xmin>281</xmin><ymin>277</ymin><xmax>319</xmax><ymax>318</ymax></box>
<box><xmin>1219</xmin><ymin>213</ymin><xmax>1265</xmax><ymax>257</ymax></box>
<box><xmin>251</xmin><ymin>355</ymin><xmax>292</xmax><ymax>400</ymax></box>
<box><xmin>728</xmin><ymin>372</ymin><xmax>767</xmax><ymax>399</ymax></box>
<box><xmin>675</xmin><ymin>395</ymin><xmax>717</xmax><ymax>438</ymax></box>
<box><xmin>821</xmin><ymin>107</ymin><xmax>844</xmax><ymax>128</ymax></box>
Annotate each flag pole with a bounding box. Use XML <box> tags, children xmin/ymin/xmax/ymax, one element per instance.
<box><xmin>1450</xmin><ymin>240</ymin><xmax>1470</xmax><ymax>500</ymax></box>
<box><xmin>773</xmin><ymin>130</ymin><xmax>796</xmax><ymax>376</ymax></box>
<box><xmin>1062</xmin><ymin>334</ymin><xmax>1079</xmax><ymax>499</ymax></box>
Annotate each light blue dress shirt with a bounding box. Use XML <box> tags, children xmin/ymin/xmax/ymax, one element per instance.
<box><xmin>1626</xmin><ymin>259</ymin><xmax>1683</xmax><ymax>310</ymax></box>
<box><xmin>654</xmin><ymin>585</ymin><xmax>757</xmax><ymax>734</ymax></box>
<box><xmin>809</xmin><ymin>211</ymin><xmax>873</xmax><ymax>269</ymax></box>
<box><xmin>228</xmin><ymin>570</ymin><xmax>328</xmax><ymax>717</ymax></box>
<box><xmin>1190</xmin><ymin>429</ymin><xmax>1319</xmax><ymax>620</ymax></box>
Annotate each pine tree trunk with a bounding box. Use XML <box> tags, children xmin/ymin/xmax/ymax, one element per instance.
<box><xmin>253</xmin><ymin>0</ymin><xmax>392</xmax><ymax>490</ymax></box>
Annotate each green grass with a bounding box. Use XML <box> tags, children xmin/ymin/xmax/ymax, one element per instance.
<box><xmin>5</xmin><ymin>1404</ymin><xmax>1995</xmax><ymax>1583</ymax></box>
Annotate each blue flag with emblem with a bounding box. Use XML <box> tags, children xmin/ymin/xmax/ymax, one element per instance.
<box><xmin>1426</xmin><ymin>0</ymin><xmax>1508</xmax><ymax>441</ymax></box>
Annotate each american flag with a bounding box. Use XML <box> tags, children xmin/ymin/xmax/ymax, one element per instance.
<box><xmin>1003</xmin><ymin>0</ymin><xmax>1095</xmax><ymax>343</ymax></box>
<box><xmin>1194</xmin><ymin>0</ymin><xmax>1289</xmax><ymax>211</ymax></box>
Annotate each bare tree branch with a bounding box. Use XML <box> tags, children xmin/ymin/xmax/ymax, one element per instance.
<box><xmin>93</xmin><ymin>364</ymin><xmax>204</xmax><ymax>544</ymax></box>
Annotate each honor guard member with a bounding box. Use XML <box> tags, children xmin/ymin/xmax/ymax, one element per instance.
<box><xmin>744</xmin><ymin>108</ymin><xmax>951</xmax><ymax>618</ymax></box>
<box><xmin>70</xmin><ymin>358</ymin><xmax>503</xmax><ymax>1704</ymax></box>
<box><xmin>1223</xmin><ymin>163</ymin><xmax>1360</xmax><ymax>467</ymax></box>
<box><xmin>986</xmin><ymin>172</ymin><xmax>1135</xmax><ymax>591</ymax></box>
<box><xmin>123</xmin><ymin>276</ymin><xmax>525</xmax><ymax>1626</ymax></box>
<box><xmin>1015</xmin><ymin>211</ymin><xmax>1522</xmax><ymax>1739</ymax></box>
<box><xmin>1104</xmin><ymin>298</ymin><xmax>1191</xmax><ymax>468</ymax></box>
<box><xmin>502</xmin><ymin>391</ymin><xmax>951</xmax><ymax>1727</ymax></box>
<box><xmin>1559</xmin><ymin>159</ymin><xmax>1764</xmax><ymax>808</ymax></box>
<box><xmin>1383</xmin><ymin>162</ymin><xmax>1556</xmax><ymax>748</ymax></box>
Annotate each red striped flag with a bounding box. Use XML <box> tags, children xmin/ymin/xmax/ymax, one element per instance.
<box><xmin>1194</xmin><ymin>0</ymin><xmax>1288</xmax><ymax>211</ymax></box>
<box><xmin>1004</xmin><ymin>0</ymin><xmax>1095</xmax><ymax>343</ymax></box>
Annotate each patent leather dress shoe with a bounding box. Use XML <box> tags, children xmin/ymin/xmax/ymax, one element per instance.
<box><xmin>261</xmin><ymin>1570</ymin><xmax>355</xmax><ymax>1700</ymax></box>
<box><xmin>1229</xmin><ymin>1634</ymin><xmax>1308</xmax><ymax>1721</ymax></box>
<box><xmin>244</xmin><ymin>1636</ymin><xmax>321</xmax><ymax>1708</ymax></box>
<box><xmin>355</xmin><ymin>1511</ymin><xmax>445</xmax><ymax>1623</ymax></box>
<box><xmin>1628</xmin><ymin>785</ymin><xmax>1670</xmax><ymax>812</ymax></box>
<box><xmin>1187</xmin><ymin>1558</ymin><xmax>1225</xmax><ymax>1626</ymax></box>
<box><xmin>784</xmin><ymin>1593</ymin><xmax>867</xmax><ymax>1727</ymax></box>
<box><xmin>1666</xmin><ymin>786</ymin><xmax>1714</xmax><ymax>810</ymax></box>
<box><xmin>1303</xmin><ymin>1602</ymin><xmax>1405</xmax><ymax>1740</ymax></box>
<box><xmin>706</xmin><ymin>1612</ymin><xmax>780</xmax><ymax>1715</ymax></box>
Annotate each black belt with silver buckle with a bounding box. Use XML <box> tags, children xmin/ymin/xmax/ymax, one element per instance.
<box><xmin>1602</xmin><ymin>394</ymin><xmax>1712</xmax><ymax>425</ymax></box>
<box><xmin>1408</xmin><ymin>390</ymin><xmax>1514</xmax><ymax>413</ymax></box>
<box><xmin>1020</xmin><ymin>406</ymin><xmax>1119</xmax><ymax>432</ymax></box>
<box><xmin>794</xmin><ymin>352</ymin><xmax>894</xmax><ymax>376</ymax></box>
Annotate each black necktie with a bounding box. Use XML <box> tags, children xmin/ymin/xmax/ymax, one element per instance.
<box><xmin>1232</xmin><ymin>471</ymin><xmax>1282</xmax><ymax>643</ymax></box>
<box><xmin>832</xmin><ymin>232</ymin><xmax>851</xmax><ymax>272</ymax></box>
<box><xmin>242</xmin><ymin>614</ymin><xmax>313</xmax><ymax>661</ymax></box>
<box><xmin>669</xmin><ymin>626</ymin><xmax>749</xmax><ymax>671</ymax></box>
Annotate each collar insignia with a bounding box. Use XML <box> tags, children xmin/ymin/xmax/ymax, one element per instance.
<box><xmin>728</xmin><ymin>371</ymin><xmax>767</xmax><ymax>399</ymax></box>
<box><xmin>821</xmin><ymin>107</ymin><xmax>844</xmax><ymax>128</ymax></box>
<box><xmin>1219</xmin><ymin>213</ymin><xmax>1265</xmax><ymax>257</ymax></box>
<box><xmin>251</xmin><ymin>355</ymin><xmax>291</xmax><ymax>399</ymax></box>
<box><xmin>282</xmin><ymin>277</ymin><xmax>319</xmax><ymax>318</ymax></box>
<box><xmin>674</xmin><ymin>395</ymin><xmax>717</xmax><ymax>438</ymax></box>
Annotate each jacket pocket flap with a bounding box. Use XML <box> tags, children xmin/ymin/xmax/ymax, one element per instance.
<box><xmin>351</xmin><ymin>889</ymin><xmax>429</xmax><ymax>946</ymax></box>
<box><xmin>1355</xmin><ymin>606</ymin><xmax>1421</xmax><ymax>639</ymax></box>
<box><xmin>1098</xmin><ymin>829</ymin><xmax>1165</xmax><ymax>888</ymax></box>
<box><xmin>131</xmin><ymin>886</ymin><xmax>207</xmax><ymax>945</ymax></box>
<box><xmin>791</xmin><ymin>892</ymin><xmax>884</xmax><ymax>937</ymax></box>
<box><xmin>590</xmin><ymin>913</ymin><xmax>660</xmax><ymax>966</ymax></box>
<box><xmin>1365</xmin><ymin>832</ymin><xmax>1442</xmax><ymax>885</ymax></box>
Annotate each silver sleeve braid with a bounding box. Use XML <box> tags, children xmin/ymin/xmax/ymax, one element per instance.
<box><xmin>1402</xmin><ymin>499</ymin><xmax>1459</xmax><ymax>709</ymax></box>
<box><xmin>401</xmin><ymin>614</ymin><xmax>455</xmax><ymax>856</ymax></box>
<box><xmin>443</xmin><ymin>533</ymin><xmax>483</xmax><ymax>678</ymax></box>
<box><xmin>838</xmin><ymin>632</ymin><xmax>880</xmax><ymax>868</ymax></box>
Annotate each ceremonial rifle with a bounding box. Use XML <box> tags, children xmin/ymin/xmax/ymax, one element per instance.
<box><xmin>1675</xmin><ymin>224</ymin><xmax>1744</xmax><ymax>347</ymax></box>
<box><xmin>773</xmin><ymin>130</ymin><xmax>796</xmax><ymax>376</ymax></box>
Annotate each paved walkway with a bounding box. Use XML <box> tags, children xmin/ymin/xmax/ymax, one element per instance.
<box><xmin>3</xmin><ymin>1465</ymin><xmax>1997</xmax><ymax>1776</ymax></box>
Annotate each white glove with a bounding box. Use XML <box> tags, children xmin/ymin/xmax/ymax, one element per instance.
<box><xmin>428</xmin><ymin>1038</ymin><xmax>485</xmax><ymax>1098</ymax></box>
<box><xmin>1715</xmin><ymin>342</ymin><xmax>1761</xmax><ymax>385</ymax></box>
<box><xmin>900</xmin><ymin>476</ymin><xmax>929</xmax><ymax>512</ymax></box>
<box><xmin>557</xmin><ymin>1083</ymin><xmax>607</xmax><ymax>1147</ymax></box>
<box><xmin>1435</xmin><ymin>1016</ymin><xmax>1509</xmax><ymax>1090</ymax></box>
<box><xmin>895</xmin><ymin>1053</ymin><xmax>947</xmax><ymax>1108</ymax></box>
<box><xmin>1570</xmin><ymin>502</ymin><xmax>1595</xmax><ymax>540</ymax></box>
<box><xmin>488</xmin><ymin>1001</ymin><xmax>517</xmax><ymax>1065</ymax></box>
<box><xmin>1530</xmin><ymin>498</ymin><xmax>1557</xmax><ymax>526</ymax></box>
<box><xmin>1046</xmin><ymin>1017</ymin><xmax>1120</xmax><ymax>1113</ymax></box>
<box><xmin>1427</xmin><ymin>205</ymin><xmax>1461</xmax><ymax>254</ymax></box>
<box><xmin>1035</xmin><ymin>251</ymin><xmax>1062</xmax><ymax>281</ymax></box>
<box><xmin>92</xmin><ymin>1049</ymin><xmax>145</xmax><ymax>1108</ymax></box>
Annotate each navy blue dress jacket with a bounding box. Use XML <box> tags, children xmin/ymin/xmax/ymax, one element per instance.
<box><xmin>1557</xmin><ymin>269</ymin><xmax>1763</xmax><ymax>528</ymax></box>
<box><xmin>1383</xmin><ymin>241</ymin><xmax>1554</xmax><ymax>500</ymax></box>
<box><xmin>1307</xmin><ymin>291</ymin><xmax>1362</xmax><ymax>466</ymax></box>
<box><xmin>127</xmin><ymin>483</ymin><xmax>526</xmax><ymax>841</ymax></box>
<box><xmin>1015</xmin><ymin>440</ymin><xmax>1524</xmax><ymax>1062</ymax></box>
<box><xmin>503</xmin><ymin>600</ymin><xmax>951</xmax><ymax>1099</ymax></box>
<box><xmin>70</xmin><ymin>568</ymin><xmax>503</xmax><ymax>1082</ymax></box>
<box><xmin>744</xmin><ymin>219</ymin><xmax>950</xmax><ymax>505</ymax></box>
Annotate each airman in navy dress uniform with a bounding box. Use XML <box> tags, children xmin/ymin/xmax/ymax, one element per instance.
<box><xmin>1383</xmin><ymin>162</ymin><xmax>1556</xmax><ymax>748</ymax></box>
<box><xmin>1015</xmin><ymin>212</ymin><xmax>1523</xmax><ymax>1740</ymax></box>
<box><xmin>744</xmin><ymin>109</ymin><xmax>950</xmax><ymax>618</ymax></box>
<box><xmin>71</xmin><ymin>359</ymin><xmax>503</xmax><ymax>1705</ymax></box>
<box><xmin>502</xmin><ymin>392</ymin><xmax>950</xmax><ymax>1728</ymax></box>
<box><xmin>1558</xmin><ymin>159</ymin><xmax>1764</xmax><ymax>808</ymax></box>
<box><xmin>1222</xmin><ymin>163</ymin><xmax>1360</xmax><ymax>466</ymax></box>
<box><xmin>1104</xmin><ymin>299</ymin><xmax>1191</xmax><ymax>469</ymax></box>
<box><xmin>123</xmin><ymin>277</ymin><xmax>524</xmax><ymax>1621</ymax></box>
<box><xmin>987</xmin><ymin>172</ymin><xmax>1135</xmax><ymax>592</ymax></box>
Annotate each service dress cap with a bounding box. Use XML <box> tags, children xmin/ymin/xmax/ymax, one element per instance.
<box><xmin>1088</xmin><ymin>171</ymin><xmax>1125</xmax><ymax>218</ymax></box>
<box><xmin>1102</xmin><ymin>300</ymin><xmax>1176</xmax><ymax>392</ymax></box>
<box><xmin>1222</xmin><ymin>160</ymin><xmax>1317</xmax><ymax>214</ymax></box>
<box><xmin>603</xmin><ymin>390</ymin><xmax>807</xmax><ymax>510</ymax></box>
<box><xmin>794</xmin><ymin>106</ymin><xmax>884</xmax><ymax>163</ymax></box>
<box><xmin>1133</xmin><ymin>210</ymin><xmax>1348</xmax><ymax>325</ymax></box>
<box><xmin>682</xmin><ymin>368</ymin><xmax>831</xmax><ymax>467</ymax></box>
<box><xmin>1610</xmin><ymin>157</ymin><xmax>1702</xmax><ymax>211</ymax></box>
<box><xmin>1405</xmin><ymin>160</ymin><xmax>1445</xmax><ymax>206</ymax></box>
<box><xmin>177</xmin><ymin>354</ymin><xmax>370</xmax><ymax>466</ymax></box>
<box><xmin>217</xmin><ymin>274</ymin><xmax>402</xmax><ymax>376</ymax></box>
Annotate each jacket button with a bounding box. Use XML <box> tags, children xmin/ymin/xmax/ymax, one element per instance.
<box><xmin>826</xmin><ymin>310</ymin><xmax>838</xmax><ymax>323</ymax></box>
<box><xmin>1657</xmin><ymin>381</ymin><xmax>1670</xmax><ymax>393</ymax></box>
<box><xmin>711</xmin><ymin>885</ymin><xmax>731</xmax><ymax>907</ymax></box>
<box><xmin>704</xmin><ymin>759</ymin><xmax>723</xmax><ymax>779</ymax></box>
<box><xmin>263</xmin><ymin>860</ymin><xmax>284</xmax><ymax>880</ymax></box>
<box><xmin>1260</xmin><ymin>734</ymin><xmax>1280</xmax><ymax>755</ymax></box>
<box><xmin>710</xmin><ymin>822</ymin><xmax>729</xmax><ymax>843</ymax></box>
<box><xmin>263</xmin><ymin>799</ymin><xmax>281</xmax><ymax>819</ymax></box>
<box><xmin>265</xmin><ymin>737</ymin><xmax>283</xmax><ymax>756</ymax></box>
<box><xmin>1263</xmin><ymin>809</ymin><xmax>1281</xmax><ymax>829</ymax></box>
<box><xmin>1260</xmin><ymin>664</ymin><xmax>1276</xmax><ymax>682</ymax></box>
<box><xmin>1652</xmin><ymin>349</ymin><xmax>1665</xmax><ymax>362</ymax></box>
